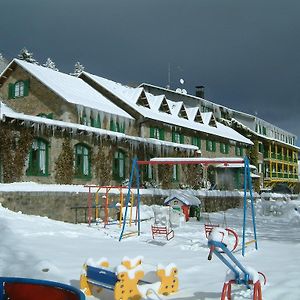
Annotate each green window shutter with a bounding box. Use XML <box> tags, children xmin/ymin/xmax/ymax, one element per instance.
<box><xmin>110</xmin><ymin>120</ymin><xmax>115</xmax><ymax>131</ymax></box>
<box><xmin>24</xmin><ymin>79</ymin><xmax>30</xmax><ymax>96</ymax></box>
<box><xmin>206</xmin><ymin>140</ymin><xmax>209</xmax><ymax>151</ymax></box>
<box><xmin>172</xmin><ymin>131</ymin><xmax>175</xmax><ymax>142</ymax></box>
<box><xmin>226</xmin><ymin>144</ymin><xmax>229</xmax><ymax>154</ymax></box>
<box><xmin>212</xmin><ymin>141</ymin><xmax>216</xmax><ymax>152</ymax></box>
<box><xmin>150</xmin><ymin>127</ymin><xmax>154</xmax><ymax>138</ymax></box>
<box><xmin>8</xmin><ymin>83</ymin><xmax>14</xmax><ymax>99</ymax></box>
<box><xmin>159</xmin><ymin>128</ymin><xmax>164</xmax><ymax>140</ymax></box>
<box><xmin>180</xmin><ymin>134</ymin><xmax>184</xmax><ymax>144</ymax></box>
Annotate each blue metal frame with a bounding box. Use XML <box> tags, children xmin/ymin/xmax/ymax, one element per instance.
<box><xmin>119</xmin><ymin>158</ymin><xmax>141</xmax><ymax>241</ymax></box>
<box><xmin>242</xmin><ymin>156</ymin><xmax>258</xmax><ymax>256</ymax></box>
<box><xmin>0</xmin><ymin>277</ymin><xmax>85</xmax><ymax>300</ymax></box>
<box><xmin>208</xmin><ymin>240</ymin><xmax>250</xmax><ymax>287</ymax></box>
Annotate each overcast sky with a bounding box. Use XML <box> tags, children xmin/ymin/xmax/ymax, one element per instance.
<box><xmin>1</xmin><ymin>0</ymin><xmax>300</xmax><ymax>144</ymax></box>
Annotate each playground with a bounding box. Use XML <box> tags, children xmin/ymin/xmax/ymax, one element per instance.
<box><xmin>0</xmin><ymin>194</ymin><xmax>300</xmax><ymax>299</ymax></box>
<box><xmin>0</xmin><ymin>158</ymin><xmax>299</xmax><ymax>299</ymax></box>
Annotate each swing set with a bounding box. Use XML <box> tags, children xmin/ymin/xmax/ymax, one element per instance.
<box><xmin>85</xmin><ymin>185</ymin><xmax>137</xmax><ymax>228</ymax></box>
<box><xmin>119</xmin><ymin>156</ymin><xmax>258</xmax><ymax>256</ymax></box>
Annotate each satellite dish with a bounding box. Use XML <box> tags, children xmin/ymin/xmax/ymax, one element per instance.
<box><xmin>175</xmin><ymin>88</ymin><xmax>182</xmax><ymax>93</ymax></box>
<box><xmin>180</xmin><ymin>78</ymin><xmax>184</xmax><ymax>84</ymax></box>
<box><xmin>182</xmin><ymin>89</ymin><xmax>187</xmax><ymax>94</ymax></box>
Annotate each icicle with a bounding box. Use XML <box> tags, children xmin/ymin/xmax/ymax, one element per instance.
<box><xmin>85</xmin><ymin>107</ymin><xmax>91</xmax><ymax>125</ymax></box>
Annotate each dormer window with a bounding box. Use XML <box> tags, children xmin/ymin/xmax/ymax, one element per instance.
<box><xmin>158</xmin><ymin>98</ymin><xmax>171</xmax><ymax>114</ymax></box>
<box><xmin>8</xmin><ymin>80</ymin><xmax>30</xmax><ymax>99</ymax></box>
<box><xmin>136</xmin><ymin>91</ymin><xmax>150</xmax><ymax>108</ymax></box>
<box><xmin>178</xmin><ymin>105</ymin><xmax>188</xmax><ymax>119</ymax></box>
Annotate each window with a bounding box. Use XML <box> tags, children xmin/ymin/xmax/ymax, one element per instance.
<box><xmin>206</xmin><ymin>140</ymin><xmax>216</xmax><ymax>152</ymax></box>
<box><xmin>235</xmin><ymin>146</ymin><xmax>243</xmax><ymax>156</ymax></box>
<box><xmin>172</xmin><ymin>131</ymin><xmax>184</xmax><ymax>144</ymax></box>
<box><xmin>110</xmin><ymin>120</ymin><xmax>125</xmax><ymax>133</ymax></box>
<box><xmin>37</xmin><ymin>113</ymin><xmax>53</xmax><ymax>119</ymax></box>
<box><xmin>8</xmin><ymin>80</ymin><xmax>30</xmax><ymax>99</ymax></box>
<box><xmin>258</xmin><ymin>143</ymin><xmax>264</xmax><ymax>153</ymax></box>
<box><xmin>172</xmin><ymin>165</ymin><xmax>179</xmax><ymax>181</ymax></box>
<box><xmin>113</xmin><ymin>150</ymin><xmax>126</xmax><ymax>180</ymax></box>
<box><xmin>26</xmin><ymin>138</ymin><xmax>49</xmax><ymax>176</ymax></box>
<box><xmin>80</xmin><ymin>111</ymin><xmax>88</xmax><ymax>126</ymax></box>
<box><xmin>91</xmin><ymin>114</ymin><xmax>101</xmax><ymax>128</ymax></box>
<box><xmin>150</xmin><ymin>126</ymin><xmax>164</xmax><ymax>140</ymax></box>
<box><xmin>220</xmin><ymin>142</ymin><xmax>229</xmax><ymax>154</ymax></box>
<box><xmin>74</xmin><ymin>144</ymin><xmax>91</xmax><ymax>179</ymax></box>
<box><xmin>191</xmin><ymin>136</ymin><xmax>201</xmax><ymax>148</ymax></box>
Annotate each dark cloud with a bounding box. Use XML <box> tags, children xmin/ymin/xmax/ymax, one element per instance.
<box><xmin>1</xmin><ymin>0</ymin><xmax>300</xmax><ymax>143</ymax></box>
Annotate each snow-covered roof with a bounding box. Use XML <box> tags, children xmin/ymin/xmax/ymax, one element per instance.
<box><xmin>150</xmin><ymin>157</ymin><xmax>245</xmax><ymax>164</ymax></box>
<box><xmin>164</xmin><ymin>191</ymin><xmax>201</xmax><ymax>206</ymax></box>
<box><xmin>231</xmin><ymin>118</ymin><xmax>300</xmax><ymax>150</ymax></box>
<box><xmin>82</xmin><ymin>73</ymin><xmax>253</xmax><ymax>145</ymax></box>
<box><xmin>2</xmin><ymin>59</ymin><xmax>133</xmax><ymax>120</ymax></box>
<box><xmin>0</xmin><ymin>101</ymin><xmax>197</xmax><ymax>152</ymax></box>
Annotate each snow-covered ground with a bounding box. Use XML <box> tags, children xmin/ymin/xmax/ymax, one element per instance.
<box><xmin>0</xmin><ymin>197</ymin><xmax>300</xmax><ymax>300</ymax></box>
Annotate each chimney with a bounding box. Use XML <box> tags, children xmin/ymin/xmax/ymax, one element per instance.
<box><xmin>195</xmin><ymin>85</ymin><xmax>204</xmax><ymax>98</ymax></box>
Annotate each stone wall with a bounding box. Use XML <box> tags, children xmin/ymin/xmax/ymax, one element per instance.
<box><xmin>0</xmin><ymin>191</ymin><xmax>243</xmax><ymax>223</ymax></box>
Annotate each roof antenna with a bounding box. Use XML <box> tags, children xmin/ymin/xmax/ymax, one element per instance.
<box><xmin>167</xmin><ymin>63</ymin><xmax>171</xmax><ymax>89</ymax></box>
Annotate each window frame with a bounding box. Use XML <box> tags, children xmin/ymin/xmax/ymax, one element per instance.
<box><xmin>26</xmin><ymin>138</ymin><xmax>49</xmax><ymax>177</ymax></box>
<box><xmin>113</xmin><ymin>149</ymin><xmax>126</xmax><ymax>181</ymax></box>
<box><xmin>74</xmin><ymin>143</ymin><xmax>91</xmax><ymax>179</ymax></box>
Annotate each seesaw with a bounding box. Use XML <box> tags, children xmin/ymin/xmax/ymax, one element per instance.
<box><xmin>0</xmin><ymin>277</ymin><xmax>85</xmax><ymax>300</ymax></box>
<box><xmin>207</xmin><ymin>227</ymin><xmax>266</xmax><ymax>300</ymax></box>
<box><xmin>80</xmin><ymin>256</ymin><xmax>178</xmax><ymax>300</ymax></box>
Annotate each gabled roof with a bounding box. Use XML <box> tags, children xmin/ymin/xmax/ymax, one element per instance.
<box><xmin>80</xmin><ymin>72</ymin><xmax>253</xmax><ymax>145</ymax></box>
<box><xmin>164</xmin><ymin>192</ymin><xmax>201</xmax><ymax>206</ymax></box>
<box><xmin>0</xmin><ymin>59</ymin><xmax>133</xmax><ymax>120</ymax></box>
<box><xmin>185</xmin><ymin>107</ymin><xmax>203</xmax><ymax>124</ymax></box>
<box><xmin>201</xmin><ymin>112</ymin><xmax>217</xmax><ymax>127</ymax></box>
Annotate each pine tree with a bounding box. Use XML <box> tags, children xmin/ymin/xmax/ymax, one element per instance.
<box><xmin>70</xmin><ymin>61</ymin><xmax>85</xmax><ymax>76</ymax></box>
<box><xmin>18</xmin><ymin>47</ymin><xmax>38</xmax><ymax>64</ymax></box>
<box><xmin>43</xmin><ymin>58</ymin><xmax>59</xmax><ymax>71</ymax></box>
<box><xmin>54</xmin><ymin>138</ymin><xmax>74</xmax><ymax>184</ymax></box>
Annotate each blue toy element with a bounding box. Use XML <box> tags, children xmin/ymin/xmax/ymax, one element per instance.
<box><xmin>242</xmin><ymin>156</ymin><xmax>258</xmax><ymax>256</ymax></box>
<box><xmin>86</xmin><ymin>265</ymin><xmax>118</xmax><ymax>290</ymax></box>
<box><xmin>119</xmin><ymin>157</ymin><xmax>141</xmax><ymax>241</ymax></box>
<box><xmin>208</xmin><ymin>240</ymin><xmax>251</xmax><ymax>286</ymax></box>
<box><xmin>0</xmin><ymin>276</ymin><xmax>85</xmax><ymax>300</ymax></box>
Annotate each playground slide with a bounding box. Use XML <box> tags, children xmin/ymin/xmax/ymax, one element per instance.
<box><xmin>0</xmin><ymin>277</ymin><xmax>85</xmax><ymax>300</ymax></box>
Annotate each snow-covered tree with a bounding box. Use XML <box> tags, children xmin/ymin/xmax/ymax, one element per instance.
<box><xmin>18</xmin><ymin>47</ymin><xmax>38</xmax><ymax>64</ymax></box>
<box><xmin>43</xmin><ymin>58</ymin><xmax>59</xmax><ymax>71</ymax></box>
<box><xmin>70</xmin><ymin>61</ymin><xmax>85</xmax><ymax>76</ymax></box>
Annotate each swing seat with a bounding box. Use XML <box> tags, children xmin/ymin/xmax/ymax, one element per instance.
<box><xmin>151</xmin><ymin>225</ymin><xmax>174</xmax><ymax>240</ymax></box>
<box><xmin>205</xmin><ymin>224</ymin><xmax>239</xmax><ymax>252</ymax></box>
<box><xmin>204</xmin><ymin>224</ymin><xmax>220</xmax><ymax>239</ymax></box>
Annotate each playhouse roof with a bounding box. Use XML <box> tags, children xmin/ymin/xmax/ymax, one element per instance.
<box><xmin>164</xmin><ymin>192</ymin><xmax>201</xmax><ymax>206</ymax></box>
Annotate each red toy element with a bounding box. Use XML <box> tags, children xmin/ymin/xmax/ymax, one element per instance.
<box><xmin>205</xmin><ymin>224</ymin><xmax>239</xmax><ymax>252</ymax></box>
<box><xmin>221</xmin><ymin>279</ymin><xmax>263</xmax><ymax>300</ymax></box>
<box><xmin>181</xmin><ymin>205</ymin><xmax>189</xmax><ymax>221</ymax></box>
<box><xmin>151</xmin><ymin>225</ymin><xmax>174</xmax><ymax>240</ymax></box>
